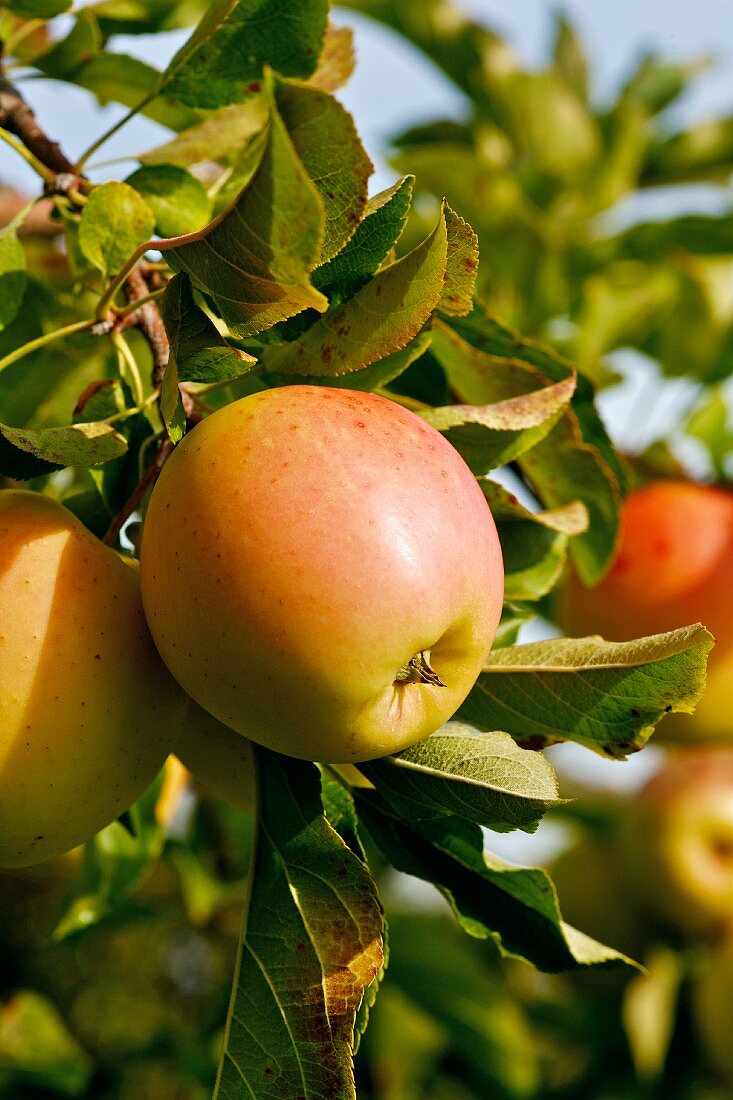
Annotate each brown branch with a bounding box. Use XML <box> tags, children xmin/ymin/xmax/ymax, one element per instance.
<box><xmin>0</xmin><ymin>76</ymin><xmax>89</xmax><ymax>195</ymax></box>
<box><xmin>122</xmin><ymin>266</ymin><xmax>170</xmax><ymax>387</ymax></box>
<box><xmin>102</xmin><ymin>438</ymin><xmax>174</xmax><ymax>546</ymax></box>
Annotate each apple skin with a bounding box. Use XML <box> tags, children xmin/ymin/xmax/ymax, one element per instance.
<box><xmin>617</xmin><ymin>751</ymin><xmax>733</xmax><ymax>938</ymax></box>
<box><xmin>692</xmin><ymin>929</ymin><xmax>733</xmax><ymax>1083</ymax></box>
<box><xmin>558</xmin><ymin>481</ymin><xmax>733</xmax><ymax>741</ymax></box>
<box><xmin>175</xmin><ymin>702</ymin><xmax>256</xmax><ymax>813</ymax></box>
<box><xmin>140</xmin><ymin>386</ymin><xmax>504</xmax><ymax>763</ymax></box>
<box><xmin>0</xmin><ymin>490</ymin><xmax>185</xmax><ymax>867</ymax></box>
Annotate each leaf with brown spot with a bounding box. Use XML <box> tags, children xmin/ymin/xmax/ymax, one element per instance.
<box><xmin>216</xmin><ymin>747</ymin><xmax>384</xmax><ymax>1100</ymax></box>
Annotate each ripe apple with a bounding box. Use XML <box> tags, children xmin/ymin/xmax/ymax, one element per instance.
<box><xmin>557</xmin><ymin>481</ymin><xmax>733</xmax><ymax>741</ymax></box>
<box><xmin>617</xmin><ymin>751</ymin><xmax>733</xmax><ymax>938</ymax></box>
<box><xmin>140</xmin><ymin>386</ymin><xmax>504</xmax><ymax>763</ymax></box>
<box><xmin>692</xmin><ymin>928</ymin><xmax>733</xmax><ymax>1083</ymax></box>
<box><xmin>0</xmin><ymin>490</ymin><xmax>184</xmax><ymax>867</ymax></box>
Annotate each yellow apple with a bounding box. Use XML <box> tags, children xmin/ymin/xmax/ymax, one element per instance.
<box><xmin>617</xmin><ymin>751</ymin><xmax>733</xmax><ymax>938</ymax></box>
<box><xmin>558</xmin><ymin>481</ymin><xmax>733</xmax><ymax>742</ymax></box>
<box><xmin>0</xmin><ymin>490</ymin><xmax>184</xmax><ymax>867</ymax></box>
<box><xmin>141</xmin><ymin>386</ymin><xmax>504</xmax><ymax>763</ymax></box>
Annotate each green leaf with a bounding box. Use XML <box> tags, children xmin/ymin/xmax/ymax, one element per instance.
<box><xmin>78</xmin><ymin>181</ymin><xmax>155</xmax><ymax>280</ymax></box>
<box><xmin>34</xmin><ymin>11</ymin><xmax>102</xmax><ymax>80</ymax></box>
<box><xmin>160</xmin><ymin>273</ymin><xmax>257</xmax><ymax>438</ymax></box>
<box><xmin>161</xmin><ymin>0</ymin><xmax>330</xmax><ymax>108</ymax></box>
<box><xmin>359</xmin><ymin>723</ymin><xmax>563</xmax><ymax>834</ymax></box>
<box><xmin>261</xmin><ymin>207</ymin><xmax>448</xmax><ymax>376</ymax></box>
<box><xmin>0</xmin><ymin>991</ymin><xmax>92</xmax><ymax>1097</ymax></box>
<box><xmin>138</xmin><ymin>95</ymin><xmax>269</xmax><ymax>167</ymax></box>
<box><xmin>483</xmin><ymin>480</ymin><xmax>588</xmax><ymax>602</ymax></box>
<box><xmin>7</xmin><ymin>0</ymin><xmax>71</xmax><ymax>15</ymax></box>
<box><xmin>439</xmin><ymin>204</ymin><xmax>479</xmax><ymax>317</ymax></box>
<box><xmin>265</xmin><ymin>328</ymin><xmax>431</xmax><ymax>393</ymax></box>
<box><xmin>445</xmin><ymin>306</ymin><xmax>625</xmax><ymax>583</ymax></box>
<box><xmin>552</xmin><ymin>12</ymin><xmax>588</xmax><ymax>100</ymax></box>
<box><xmin>70</xmin><ymin>53</ymin><xmax>200</xmax><ymax>132</ymax></box>
<box><xmin>426</xmin><ymin>322</ymin><xmax>576</xmax><ymax>473</ymax></box>
<box><xmin>313</xmin><ymin>175</ymin><xmax>414</xmax><ymax>300</ymax></box>
<box><xmin>0</xmin><ymin>230</ymin><xmax>26</xmax><ymax>334</ymax></box>
<box><xmin>494</xmin><ymin>602</ymin><xmax>535</xmax><ymax>648</ymax></box>
<box><xmin>458</xmin><ymin>626</ymin><xmax>714</xmax><ymax>759</ymax></box>
<box><xmin>642</xmin><ymin>117</ymin><xmax>733</xmax><ymax>186</ymax></box>
<box><xmin>126</xmin><ymin>165</ymin><xmax>212</xmax><ymax>237</ymax></box>
<box><xmin>276</xmin><ymin>82</ymin><xmax>372</xmax><ymax>264</ymax></box>
<box><xmin>356</xmin><ymin>793</ymin><xmax>633</xmax><ymax>972</ymax></box>
<box><xmin>166</xmin><ymin>88</ymin><xmax>328</xmax><ymax>338</ymax></box>
<box><xmin>0</xmin><ymin>420</ymin><xmax>128</xmax><ymax>480</ymax></box>
<box><xmin>53</xmin><ymin>777</ymin><xmax>165</xmax><ymax>940</ymax></box>
<box><xmin>218</xmin><ymin>746</ymin><xmax>383</xmax><ymax>1099</ymax></box>
<box><xmin>309</xmin><ymin>24</ymin><xmax>356</xmax><ymax>93</ymax></box>
<box><xmin>619</xmin><ymin>52</ymin><xmax>710</xmax><ymax>116</ymax></box>
<box><xmin>686</xmin><ymin>389</ymin><xmax>733</xmax><ymax>480</ymax></box>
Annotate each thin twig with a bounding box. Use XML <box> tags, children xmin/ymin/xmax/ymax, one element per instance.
<box><xmin>123</xmin><ymin>266</ymin><xmax>170</xmax><ymax>387</ymax></box>
<box><xmin>102</xmin><ymin>438</ymin><xmax>173</xmax><ymax>546</ymax></box>
<box><xmin>0</xmin><ymin>75</ymin><xmax>89</xmax><ymax>192</ymax></box>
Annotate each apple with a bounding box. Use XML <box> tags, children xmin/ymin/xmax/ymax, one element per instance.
<box><xmin>0</xmin><ymin>490</ymin><xmax>184</xmax><ymax>867</ymax></box>
<box><xmin>558</xmin><ymin>481</ymin><xmax>733</xmax><ymax>741</ymax></box>
<box><xmin>140</xmin><ymin>386</ymin><xmax>504</xmax><ymax>763</ymax></box>
<box><xmin>692</xmin><ymin>928</ymin><xmax>733</xmax><ymax>1083</ymax></box>
<box><xmin>174</xmin><ymin>702</ymin><xmax>256</xmax><ymax>813</ymax></box>
<box><xmin>617</xmin><ymin>751</ymin><xmax>733</xmax><ymax>938</ymax></box>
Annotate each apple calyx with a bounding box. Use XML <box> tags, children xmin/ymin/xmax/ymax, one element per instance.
<box><xmin>394</xmin><ymin>650</ymin><xmax>446</xmax><ymax>688</ymax></box>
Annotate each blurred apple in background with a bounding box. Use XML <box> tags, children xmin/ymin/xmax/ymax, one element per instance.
<box><xmin>558</xmin><ymin>481</ymin><xmax>733</xmax><ymax>742</ymax></box>
<box><xmin>616</xmin><ymin>752</ymin><xmax>733</xmax><ymax>938</ymax></box>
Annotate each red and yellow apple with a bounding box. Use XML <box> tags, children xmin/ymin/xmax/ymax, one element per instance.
<box><xmin>617</xmin><ymin>751</ymin><xmax>733</xmax><ymax>938</ymax></box>
<box><xmin>141</xmin><ymin>386</ymin><xmax>504</xmax><ymax>762</ymax></box>
<box><xmin>0</xmin><ymin>490</ymin><xmax>184</xmax><ymax>867</ymax></box>
<box><xmin>558</xmin><ymin>481</ymin><xmax>733</xmax><ymax>741</ymax></box>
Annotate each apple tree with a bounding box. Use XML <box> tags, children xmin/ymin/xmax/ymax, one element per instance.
<box><xmin>0</xmin><ymin>2</ymin><xmax>717</xmax><ymax>1097</ymax></box>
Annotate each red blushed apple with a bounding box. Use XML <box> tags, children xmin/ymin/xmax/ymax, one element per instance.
<box><xmin>558</xmin><ymin>481</ymin><xmax>733</xmax><ymax>741</ymax></box>
<box><xmin>617</xmin><ymin>751</ymin><xmax>733</xmax><ymax>938</ymax></box>
<box><xmin>140</xmin><ymin>386</ymin><xmax>504</xmax><ymax>763</ymax></box>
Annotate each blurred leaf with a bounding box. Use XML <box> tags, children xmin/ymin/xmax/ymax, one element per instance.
<box><xmin>261</xmin><ymin>208</ymin><xmax>448</xmax><ymax>376</ymax></box>
<box><xmin>160</xmin><ymin>273</ymin><xmax>257</xmax><ymax>438</ymax></box>
<box><xmin>494</xmin><ymin>602</ymin><xmax>535</xmax><ymax>648</ymax></box>
<box><xmin>483</xmin><ymin>479</ymin><xmax>588</xmax><ymax>601</ymax></box>
<box><xmin>458</xmin><ymin>625</ymin><xmax>714</xmax><ymax>758</ymax></box>
<box><xmin>362</xmin><ymin>985</ymin><xmax>447</xmax><ymax>1100</ymax></box>
<box><xmin>0</xmin><ymin>419</ymin><xmax>127</xmax><ymax>480</ymax></box>
<box><xmin>309</xmin><ymin>24</ymin><xmax>356</xmax><ymax>93</ymax></box>
<box><xmin>552</xmin><ymin>12</ymin><xmax>588</xmax><ymax>101</ymax></box>
<box><xmin>166</xmin><ymin>85</ymin><xmax>328</xmax><ymax>338</ymax></box>
<box><xmin>7</xmin><ymin>0</ymin><xmax>70</xmax><ymax>14</ymax></box>
<box><xmin>642</xmin><ymin>117</ymin><xmax>733</xmax><ymax>186</ymax></box>
<box><xmin>622</xmin><ymin>947</ymin><xmax>682</xmax><ymax>1081</ymax></box>
<box><xmin>0</xmin><ymin>230</ymin><xmax>26</xmax><ymax>332</ymax></box>
<box><xmin>619</xmin><ymin>52</ymin><xmax>711</xmax><ymax>116</ymax></box>
<box><xmin>359</xmin><ymin>723</ymin><xmax>563</xmax><ymax>834</ymax></box>
<box><xmin>161</xmin><ymin>0</ymin><xmax>329</xmax><ymax>108</ymax></box>
<box><xmin>0</xmin><ymin>991</ymin><xmax>91</xmax><ymax>1097</ymax></box>
<box><xmin>385</xmin><ymin>914</ymin><xmax>540</xmax><ymax>1097</ymax></box>
<box><xmin>686</xmin><ymin>389</ymin><xmax>733</xmax><ymax>478</ymax></box>
<box><xmin>356</xmin><ymin>792</ymin><xmax>633</xmax><ymax>972</ymax></box>
<box><xmin>614</xmin><ymin>212</ymin><xmax>733</xmax><ymax>259</ymax></box>
<box><xmin>54</xmin><ymin>776</ymin><xmax>165</xmax><ymax>939</ymax></box>
<box><xmin>218</xmin><ymin>746</ymin><xmax>383</xmax><ymax>1099</ymax></box>
<box><xmin>126</xmin><ymin>165</ymin><xmax>212</xmax><ymax>237</ymax></box>
<box><xmin>33</xmin><ymin>11</ymin><xmax>101</xmax><ymax>80</ymax></box>
<box><xmin>276</xmin><ymin>82</ymin><xmax>372</xmax><ymax>264</ymax></box>
<box><xmin>78</xmin><ymin>181</ymin><xmax>155</xmax><ymax>279</ymax></box>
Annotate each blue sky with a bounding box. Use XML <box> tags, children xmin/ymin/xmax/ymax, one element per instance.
<box><xmin>4</xmin><ymin>1</ymin><xmax>733</xmax><ymax>194</ymax></box>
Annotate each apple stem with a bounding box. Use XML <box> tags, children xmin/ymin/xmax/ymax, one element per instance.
<box><xmin>394</xmin><ymin>651</ymin><xmax>446</xmax><ymax>688</ymax></box>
